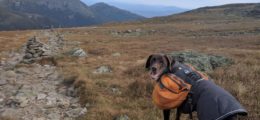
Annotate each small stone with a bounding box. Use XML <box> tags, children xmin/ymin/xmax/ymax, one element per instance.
<box><xmin>37</xmin><ymin>93</ymin><xmax>47</xmax><ymax>100</ymax></box>
<box><xmin>57</xmin><ymin>97</ymin><xmax>70</xmax><ymax>108</ymax></box>
<box><xmin>5</xmin><ymin>70</ymin><xmax>17</xmax><ymax>78</ymax></box>
<box><xmin>47</xmin><ymin>112</ymin><xmax>61</xmax><ymax>120</ymax></box>
<box><xmin>0</xmin><ymin>79</ymin><xmax>7</xmax><ymax>86</ymax></box>
<box><xmin>112</xmin><ymin>52</ymin><xmax>121</xmax><ymax>57</ymax></box>
<box><xmin>66</xmin><ymin>87</ymin><xmax>77</xmax><ymax>97</ymax></box>
<box><xmin>1</xmin><ymin>108</ymin><xmax>19</xmax><ymax>119</ymax></box>
<box><xmin>71</xmin><ymin>48</ymin><xmax>87</xmax><ymax>57</ymax></box>
<box><xmin>24</xmin><ymin>53</ymin><xmax>33</xmax><ymax>59</ymax></box>
<box><xmin>93</xmin><ymin>66</ymin><xmax>112</xmax><ymax>74</ymax></box>
<box><xmin>65</xmin><ymin>108</ymin><xmax>87</xmax><ymax>118</ymax></box>
<box><xmin>111</xmin><ymin>88</ymin><xmax>122</xmax><ymax>95</ymax></box>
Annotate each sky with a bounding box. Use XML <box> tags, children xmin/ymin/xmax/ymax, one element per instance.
<box><xmin>82</xmin><ymin>0</ymin><xmax>260</xmax><ymax>9</ymax></box>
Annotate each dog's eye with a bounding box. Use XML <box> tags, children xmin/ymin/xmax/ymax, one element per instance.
<box><xmin>151</xmin><ymin>58</ymin><xmax>156</xmax><ymax>63</ymax></box>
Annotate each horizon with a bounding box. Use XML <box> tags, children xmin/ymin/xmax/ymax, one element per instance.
<box><xmin>82</xmin><ymin>0</ymin><xmax>260</xmax><ymax>9</ymax></box>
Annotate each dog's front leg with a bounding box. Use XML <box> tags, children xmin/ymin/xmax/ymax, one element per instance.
<box><xmin>163</xmin><ymin>109</ymin><xmax>170</xmax><ymax>120</ymax></box>
<box><xmin>175</xmin><ymin>108</ymin><xmax>181</xmax><ymax>120</ymax></box>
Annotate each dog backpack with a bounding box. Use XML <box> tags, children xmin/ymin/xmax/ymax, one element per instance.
<box><xmin>152</xmin><ymin>73</ymin><xmax>191</xmax><ymax>110</ymax></box>
<box><xmin>152</xmin><ymin>61</ymin><xmax>208</xmax><ymax>110</ymax></box>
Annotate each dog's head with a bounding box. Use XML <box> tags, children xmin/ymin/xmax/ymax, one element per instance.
<box><xmin>145</xmin><ymin>54</ymin><xmax>174</xmax><ymax>81</ymax></box>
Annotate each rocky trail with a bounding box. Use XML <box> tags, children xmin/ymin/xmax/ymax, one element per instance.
<box><xmin>0</xmin><ymin>31</ymin><xmax>87</xmax><ymax>120</ymax></box>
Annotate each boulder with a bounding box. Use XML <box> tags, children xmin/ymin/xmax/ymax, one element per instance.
<box><xmin>168</xmin><ymin>51</ymin><xmax>233</xmax><ymax>72</ymax></box>
<box><xmin>114</xmin><ymin>114</ymin><xmax>129</xmax><ymax>120</ymax></box>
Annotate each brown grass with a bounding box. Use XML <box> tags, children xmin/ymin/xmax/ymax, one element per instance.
<box><xmin>0</xmin><ymin>16</ymin><xmax>260</xmax><ymax>120</ymax></box>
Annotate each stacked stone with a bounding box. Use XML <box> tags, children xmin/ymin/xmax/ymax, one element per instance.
<box><xmin>23</xmin><ymin>37</ymin><xmax>50</xmax><ymax>63</ymax></box>
<box><xmin>48</xmin><ymin>33</ymin><xmax>65</xmax><ymax>54</ymax></box>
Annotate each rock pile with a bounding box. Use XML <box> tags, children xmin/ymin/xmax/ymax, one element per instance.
<box><xmin>23</xmin><ymin>37</ymin><xmax>51</xmax><ymax>63</ymax></box>
<box><xmin>48</xmin><ymin>33</ymin><xmax>65</xmax><ymax>53</ymax></box>
<box><xmin>0</xmin><ymin>64</ymin><xmax>87</xmax><ymax>120</ymax></box>
<box><xmin>168</xmin><ymin>51</ymin><xmax>233</xmax><ymax>72</ymax></box>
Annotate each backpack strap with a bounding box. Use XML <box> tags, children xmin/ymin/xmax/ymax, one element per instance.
<box><xmin>170</xmin><ymin>62</ymin><xmax>205</xmax><ymax>120</ymax></box>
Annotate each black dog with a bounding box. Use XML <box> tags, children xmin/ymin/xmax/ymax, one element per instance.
<box><xmin>146</xmin><ymin>54</ymin><xmax>247</xmax><ymax>120</ymax></box>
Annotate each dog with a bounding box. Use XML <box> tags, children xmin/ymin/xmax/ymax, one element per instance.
<box><xmin>146</xmin><ymin>54</ymin><xmax>247</xmax><ymax>120</ymax></box>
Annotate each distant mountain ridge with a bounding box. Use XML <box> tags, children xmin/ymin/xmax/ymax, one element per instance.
<box><xmin>146</xmin><ymin>3</ymin><xmax>260</xmax><ymax>23</ymax></box>
<box><xmin>89</xmin><ymin>2</ymin><xmax>144</xmax><ymax>23</ymax></box>
<box><xmin>0</xmin><ymin>0</ymin><xmax>144</xmax><ymax>30</ymax></box>
<box><xmin>82</xmin><ymin>0</ymin><xmax>188</xmax><ymax>18</ymax></box>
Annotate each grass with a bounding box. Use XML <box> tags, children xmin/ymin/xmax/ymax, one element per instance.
<box><xmin>0</xmin><ymin>14</ymin><xmax>260</xmax><ymax>120</ymax></box>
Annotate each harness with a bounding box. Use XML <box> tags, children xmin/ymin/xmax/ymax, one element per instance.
<box><xmin>160</xmin><ymin>61</ymin><xmax>205</xmax><ymax>120</ymax></box>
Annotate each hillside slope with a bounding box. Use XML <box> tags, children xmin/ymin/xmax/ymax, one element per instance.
<box><xmin>145</xmin><ymin>3</ymin><xmax>260</xmax><ymax>23</ymax></box>
<box><xmin>90</xmin><ymin>2</ymin><xmax>144</xmax><ymax>23</ymax></box>
<box><xmin>0</xmin><ymin>0</ymin><xmax>144</xmax><ymax>30</ymax></box>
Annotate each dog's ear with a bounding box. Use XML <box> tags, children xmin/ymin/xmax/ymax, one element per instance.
<box><xmin>145</xmin><ymin>55</ymin><xmax>154</xmax><ymax>70</ymax></box>
<box><xmin>164</xmin><ymin>55</ymin><xmax>175</xmax><ymax>71</ymax></box>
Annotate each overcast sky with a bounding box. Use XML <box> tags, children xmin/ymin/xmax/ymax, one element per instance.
<box><xmin>82</xmin><ymin>0</ymin><xmax>260</xmax><ymax>8</ymax></box>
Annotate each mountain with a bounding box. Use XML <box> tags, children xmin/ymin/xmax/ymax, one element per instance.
<box><xmin>100</xmin><ymin>3</ymin><xmax>188</xmax><ymax>18</ymax></box>
<box><xmin>146</xmin><ymin>3</ymin><xmax>260</xmax><ymax>23</ymax></box>
<box><xmin>82</xmin><ymin>0</ymin><xmax>188</xmax><ymax>18</ymax></box>
<box><xmin>0</xmin><ymin>0</ymin><xmax>144</xmax><ymax>30</ymax></box>
<box><xmin>90</xmin><ymin>2</ymin><xmax>144</xmax><ymax>23</ymax></box>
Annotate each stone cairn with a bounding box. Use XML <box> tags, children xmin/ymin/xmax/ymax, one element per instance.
<box><xmin>48</xmin><ymin>33</ymin><xmax>65</xmax><ymax>53</ymax></box>
<box><xmin>22</xmin><ymin>32</ymin><xmax>66</xmax><ymax>64</ymax></box>
<box><xmin>23</xmin><ymin>36</ymin><xmax>51</xmax><ymax>63</ymax></box>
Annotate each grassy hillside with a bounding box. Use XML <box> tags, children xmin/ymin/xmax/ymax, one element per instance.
<box><xmin>0</xmin><ymin>3</ymin><xmax>259</xmax><ymax>120</ymax></box>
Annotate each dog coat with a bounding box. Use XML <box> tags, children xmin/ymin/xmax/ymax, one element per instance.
<box><xmin>153</xmin><ymin>61</ymin><xmax>248</xmax><ymax>120</ymax></box>
<box><xmin>171</xmin><ymin>62</ymin><xmax>248</xmax><ymax>120</ymax></box>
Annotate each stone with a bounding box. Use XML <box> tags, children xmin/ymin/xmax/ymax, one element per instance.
<box><xmin>65</xmin><ymin>108</ymin><xmax>87</xmax><ymax>118</ymax></box>
<box><xmin>47</xmin><ymin>112</ymin><xmax>61</xmax><ymax>120</ymax></box>
<box><xmin>57</xmin><ymin>97</ymin><xmax>70</xmax><ymax>108</ymax></box>
<box><xmin>1</xmin><ymin>108</ymin><xmax>19</xmax><ymax>119</ymax></box>
<box><xmin>168</xmin><ymin>51</ymin><xmax>233</xmax><ymax>72</ymax></box>
<box><xmin>111</xmin><ymin>88</ymin><xmax>122</xmax><ymax>95</ymax></box>
<box><xmin>70</xmin><ymin>48</ymin><xmax>87</xmax><ymax>57</ymax></box>
<box><xmin>37</xmin><ymin>93</ymin><xmax>47</xmax><ymax>100</ymax></box>
<box><xmin>0</xmin><ymin>79</ymin><xmax>7</xmax><ymax>86</ymax></box>
<box><xmin>112</xmin><ymin>52</ymin><xmax>121</xmax><ymax>57</ymax></box>
<box><xmin>93</xmin><ymin>66</ymin><xmax>112</xmax><ymax>74</ymax></box>
<box><xmin>24</xmin><ymin>53</ymin><xmax>33</xmax><ymax>59</ymax></box>
<box><xmin>114</xmin><ymin>114</ymin><xmax>129</xmax><ymax>120</ymax></box>
<box><xmin>5</xmin><ymin>70</ymin><xmax>17</xmax><ymax>78</ymax></box>
<box><xmin>66</xmin><ymin>87</ymin><xmax>77</xmax><ymax>97</ymax></box>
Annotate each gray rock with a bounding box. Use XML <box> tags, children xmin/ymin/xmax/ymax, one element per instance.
<box><xmin>65</xmin><ymin>108</ymin><xmax>87</xmax><ymax>118</ymax></box>
<box><xmin>168</xmin><ymin>51</ymin><xmax>233</xmax><ymax>72</ymax></box>
<box><xmin>111</xmin><ymin>88</ymin><xmax>122</xmax><ymax>95</ymax></box>
<box><xmin>24</xmin><ymin>53</ymin><xmax>33</xmax><ymax>59</ymax></box>
<box><xmin>93</xmin><ymin>66</ymin><xmax>112</xmax><ymax>74</ymax></box>
<box><xmin>114</xmin><ymin>114</ymin><xmax>129</xmax><ymax>120</ymax></box>
<box><xmin>5</xmin><ymin>70</ymin><xmax>17</xmax><ymax>78</ymax></box>
<box><xmin>47</xmin><ymin>112</ymin><xmax>61</xmax><ymax>120</ymax></box>
<box><xmin>57</xmin><ymin>97</ymin><xmax>70</xmax><ymax>108</ymax></box>
<box><xmin>112</xmin><ymin>52</ymin><xmax>121</xmax><ymax>57</ymax></box>
<box><xmin>66</xmin><ymin>87</ymin><xmax>77</xmax><ymax>97</ymax></box>
<box><xmin>37</xmin><ymin>93</ymin><xmax>47</xmax><ymax>100</ymax></box>
<box><xmin>0</xmin><ymin>79</ymin><xmax>7</xmax><ymax>86</ymax></box>
<box><xmin>70</xmin><ymin>48</ymin><xmax>87</xmax><ymax>57</ymax></box>
<box><xmin>1</xmin><ymin>108</ymin><xmax>19</xmax><ymax>119</ymax></box>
